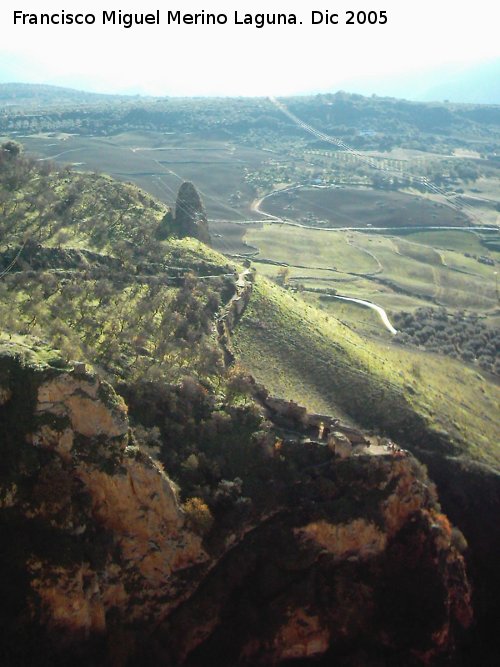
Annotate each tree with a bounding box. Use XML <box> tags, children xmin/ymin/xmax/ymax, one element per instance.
<box><xmin>276</xmin><ymin>266</ymin><xmax>290</xmax><ymax>286</ymax></box>
<box><xmin>155</xmin><ymin>209</ymin><xmax>174</xmax><ymax>240</ymax></box>
<box><xmin>0</xmin><ymin>140</ymin><xmax>22</xmax><ymax>158</ymax></box>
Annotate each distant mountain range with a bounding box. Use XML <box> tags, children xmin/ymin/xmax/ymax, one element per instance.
<box><xmin>343</xmin><ymin>59</ymin><xmax>500</xmax><ymax>105</ymax></box>
<box><xmin>1</xmin><ymin>59</ymin><xmax>500</xmax><ymax>107</ymax></box>
<box><xmin>0</xmin><ymin>82</ymin><xmax>142</xmax><ymax>107</ymax></box>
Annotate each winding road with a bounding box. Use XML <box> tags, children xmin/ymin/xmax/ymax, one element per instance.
<box><xmin>328</xmin><ymin>295</ymin><xmax>398</xmax><ymax>335</ymax></box>
<box><xmin>250</xmin><ymin>189</ymin><xmax>409</xmax><ymax>335</ymax></box>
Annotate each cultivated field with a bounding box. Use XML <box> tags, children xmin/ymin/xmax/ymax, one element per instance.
<box><xmin>260</xmin><ymin>186</ymin><xmax>470</xmax><ymax>228</ymax></box>
<box><xmin>12</xmin><ymin>131</ymin><xmax>269</xmax><ymax>220</ymax></box>
<box><xmin>210</xmin><ymin>221</ymin><xmax>262</xmax><ymax>255</ymax></box>
<box><xmin>243</xmin><ymin>224</ymin><xmax>500</xmax><ymax>335</ymax></box>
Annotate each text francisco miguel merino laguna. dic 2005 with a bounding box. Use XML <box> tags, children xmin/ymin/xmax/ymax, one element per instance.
<box><xmin>12</xmin><ymin>9</ymin><xmax>389</xmax><ymax>29</ymax></box>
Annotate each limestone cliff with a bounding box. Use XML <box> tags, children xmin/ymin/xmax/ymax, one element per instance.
<box><xmin>0</xmin><ymin>344</ymin><xmax>207</xmax><ymax>665</ymax></box>
<box><xmin>158</xmin><ymin>453</ymin><xmax>472</xmax><ymax>666</ymax></box>
<box><xmin>0</xmin><ymin>343</ymin><xmax>472</xmax><ymax>666</ymax></box>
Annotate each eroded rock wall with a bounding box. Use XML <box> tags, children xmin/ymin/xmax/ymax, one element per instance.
<box><xmin>157</xmin><ymin>454</ymin><xmax>471</xmax><ymax>666</ymax></box>
<box><xmin>0</xmin><ymin>346</ymin><xmax>206</xmax><ymax>665</ymax></box>
<box><xmin>0</xmin><ymin>344</ymin><xmax>472</xmax><ymax>666</ymax></box>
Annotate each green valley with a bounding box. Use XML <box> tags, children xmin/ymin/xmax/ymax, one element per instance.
<box><xmin>0</xmin><ymin>86</ymin><xmax>499</xmax><ymax>667</ymax></box>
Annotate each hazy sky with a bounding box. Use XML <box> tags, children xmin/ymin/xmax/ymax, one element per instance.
<box><xmin>1</xmin><ymin>0</ymin><xmax>499</xmax><ymax>96</ymax></box>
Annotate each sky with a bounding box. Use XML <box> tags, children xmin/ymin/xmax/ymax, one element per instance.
<box><xmin>1</xmin><ymin>0</ymin><xmax>500</xmax><ymax>98</ymax></box>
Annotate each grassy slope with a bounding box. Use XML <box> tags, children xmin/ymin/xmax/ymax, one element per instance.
<box><xmin>1</xmin><ymin>148</ymin><xmax>498</xmax><ymax>468</ymax></box>
<box><xmin>0</xmin><ymin>235</ymin><xmax>232</xmax><ymax>384</ymax></box>
<box><xmin>233</xmin><ymin>276</ymin><xmax>500</xmax><ymax>468</ymax></box>
<box><xmin>0</xmin><ymin>149</ymin><xmax>236</xmax><ymax>384</ymax></box>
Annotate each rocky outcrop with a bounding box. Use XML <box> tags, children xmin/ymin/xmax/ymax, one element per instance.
<box><xmin>0</xmin><ymin>343</ymin><xmax>472</xmax><ymax>666</ymax></box>
<box><xmin>0</xmin><ymin>344</ymin><xmax>207</xmax><ymax>665</ymax></box>
<box><xmin>174</xmin><ymin>181</ymin><xmax>211</xmax><ymax>245</ymax></box>
<box><xmin>414</xmin><ymin>450</ymin><xmax>500</xmax><ymax>667</ymax></box>
<box><xmin>155</xmin><ymin>453</ymin><xmax>471</xmax><ymax>667</ymax></box>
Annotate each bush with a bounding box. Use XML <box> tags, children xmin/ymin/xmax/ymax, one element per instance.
<box><xmin>183</xmin><ymin>497</ymin><xmax>214</xmax><ymax>535</ymax></box>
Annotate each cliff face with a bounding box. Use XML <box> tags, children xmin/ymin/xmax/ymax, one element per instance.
<box><xmin>0</xmin><ymin>344</ymin><xmax>207</xmax><ymax>665</ymax></box>
<box><xmin>160</xmin><ymin>454</ymin><xmax>472</xmax><ymax>667</ymax></box>
<box><xmin>0</xmin><ymin>344</ymin><xmax>471</xmax><ymax>666</ymax></box>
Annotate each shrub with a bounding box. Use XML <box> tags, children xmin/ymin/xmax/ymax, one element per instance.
<box><xmin>183</xmin><ymin>497</ymin><xmax>214</xmax><ymax>535</ymax></box>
